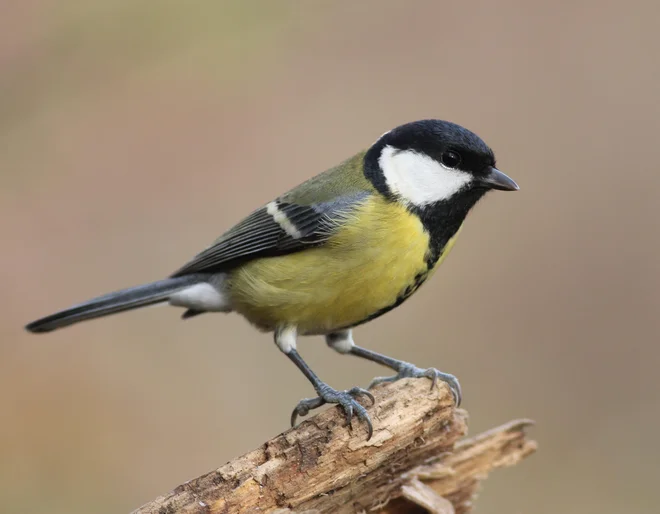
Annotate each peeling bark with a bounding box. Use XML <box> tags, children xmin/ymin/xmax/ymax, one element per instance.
<box><xmin>133</xmin><ymin>379</ymin><xmax>536</xmax><ymax>514</ymax></box>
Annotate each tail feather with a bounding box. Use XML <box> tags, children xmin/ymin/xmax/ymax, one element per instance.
<box><xmin>25</xmin><ymin>275</ymin><xmax>201</xmax><ymax>333</ymax></box>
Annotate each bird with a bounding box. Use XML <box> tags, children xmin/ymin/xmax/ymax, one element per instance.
<box><xmin>25</xmin><ymin>119</ymin><xmax>519</xmax><ymax>440</ymax></box>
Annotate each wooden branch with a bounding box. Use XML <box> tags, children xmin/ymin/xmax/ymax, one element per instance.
<box><xmin>133</xmin><ymin>379</ymin><xmax>536</xmax><ymax>514</ymax></box>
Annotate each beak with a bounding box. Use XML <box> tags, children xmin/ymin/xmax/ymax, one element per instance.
<box><xmin>480</xmin><ymin>166</ymin><xmax>520</xmax><ymax>191</ymax></box>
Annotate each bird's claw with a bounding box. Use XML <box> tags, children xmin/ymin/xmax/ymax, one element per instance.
<box><xmin>291</xmin><ymin>385</ymin><xmax>375</xmax><ymax>440</ymax></box>
<box><xmin>369</xmin><ymin>363</ymin><xmax>462</xmax><ymax>407</ymax></box>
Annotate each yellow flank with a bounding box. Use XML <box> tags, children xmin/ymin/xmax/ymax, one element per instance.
<box><xmin>227</xmin><ymin>196</ymin><xmax>462</xmax><ymax>334</ymax></box>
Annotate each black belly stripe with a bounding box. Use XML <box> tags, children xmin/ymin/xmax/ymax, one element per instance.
<box><xmin>349</xmin><ymin>220</ymin><xmax>452</xmax><ymax>329</ymax></box>
<box><xmin>338</xmin><ymin>174</ymin><xmax>489</xmax><ymax>330</ymax></box>
<box><xmin>344</xmin><ymin>222</ymin><xmax>459</xmax><ymax>331</ymax></box>
<box><xmin>346</xmin><ymin>268</ymin><xmax>432</xmax><ymax>329</ymax></box>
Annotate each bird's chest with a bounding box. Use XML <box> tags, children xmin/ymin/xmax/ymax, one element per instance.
<box><xmin>301</xmin><ymin>199</ymin><xmax>457</xmax><ymax>330</ymax></box>
<box><xmin>344</xmin><ymin>216</ymin><xmax>462</xmax><ymax>328</ymax></box>
<box><xmin>229</xmin><ymin>198</ymin><xmax>461</xmax><ymax>334</ymax></box>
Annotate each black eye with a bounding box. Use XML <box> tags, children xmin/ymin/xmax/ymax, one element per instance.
<box><xmin>440</xmin><ymin>151</ymin><xmax>461</xmax><ymax>169</ymax></box>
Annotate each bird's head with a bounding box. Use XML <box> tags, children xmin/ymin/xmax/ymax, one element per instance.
<box><xmin>364</xmin><ymin>119</ymin><xmax>518</xmax><ymax>210</ymax></box>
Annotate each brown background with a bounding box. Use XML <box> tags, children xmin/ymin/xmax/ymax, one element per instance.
<box><xmin>1</xmin><ymin>2</ymin><xmax>658</xmax><ymax>513</ymax></box>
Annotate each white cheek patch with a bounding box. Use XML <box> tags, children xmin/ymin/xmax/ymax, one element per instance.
<box><xmin>379</xmin><ymin>145</ymin><xmax>473</xmax><ymax>206</ymax></box>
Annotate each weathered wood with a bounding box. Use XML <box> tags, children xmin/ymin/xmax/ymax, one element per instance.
<box><xmin>133</xmin><ymin>379</ymin><xmax>536</xmax><ymax>514</ymax></box>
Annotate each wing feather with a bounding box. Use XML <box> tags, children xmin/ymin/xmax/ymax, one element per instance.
<box><xmin>170</xmin><ymin>191</ymin><xmax>370</xmax><ymax>277</ymax></box>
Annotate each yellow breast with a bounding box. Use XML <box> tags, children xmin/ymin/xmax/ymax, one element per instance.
<box><xmin>227</xmin><ymin>196</ymin><xmax>460</xmax><ymax>334</ymax></box>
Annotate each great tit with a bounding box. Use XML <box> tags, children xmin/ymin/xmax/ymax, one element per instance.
<box><xmin>26</xmin><ymin>119</ymin><xmax>518</xmax><ymax>439</ymax></box>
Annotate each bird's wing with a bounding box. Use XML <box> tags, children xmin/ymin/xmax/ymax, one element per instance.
<box><xmin>170</xmin><ymin>152</ymin><xmax>374</xmax><ymax>277</ymax></box>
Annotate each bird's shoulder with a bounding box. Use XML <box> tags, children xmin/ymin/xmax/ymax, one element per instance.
<box><xmin>279</xmin><ymin>150</ymin><xmax>374</xmax><ymax>204</ymax></box>
<box><xmin>171</xmin><ymin>151</ymin><xmax>375</xmax><ymax>276</ymax></box>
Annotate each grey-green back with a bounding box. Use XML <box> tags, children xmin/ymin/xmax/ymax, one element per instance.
<box><xmin>170</xmin><ymin>151</ymin><xmax>375</xmax><ymax>277</ymax></box>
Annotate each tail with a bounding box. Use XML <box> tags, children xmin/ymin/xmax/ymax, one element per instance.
<box><xmin>25</xmin><ymin>275</ymin><xmax>201</xmax><ymax>333</ymax></box>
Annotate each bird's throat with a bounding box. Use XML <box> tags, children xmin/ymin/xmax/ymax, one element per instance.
<box><xmin>415</xmin><ymin>187</ymin><xmax>487</xmax><ymax>267</ymax></box>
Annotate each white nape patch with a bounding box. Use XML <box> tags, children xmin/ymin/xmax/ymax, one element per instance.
<box><xmin>379</xmin><ymin>145</ymin><xmax>473</xmax><ymax>207</ymax></box>
<box><xmin>275</xmin><ymin>326</ymin><xmax>297</xmax><ymax>354</ymax></box>
<box><xmin>375</xmin><ymin>129</ymin><xmax>391</xmax><ymax>143</ymax></box>
<box><xmin>266</xmin><ymin>201</ymin><xmax>302</xmax><ymax>239</ymax></box>
<box><xmin>169</xmin><ymin>277</ymin><xmax>231</xmax><ymax>312</ymax></box>
<box><xmin>326</xmin><ymin>330</ymin><xmax>355</xmax><ymax>354</ymax></box>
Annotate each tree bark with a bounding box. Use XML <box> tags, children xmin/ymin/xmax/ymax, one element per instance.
<box><xmin>133</xmin><ymin>379</ymin><xmax>536</xmax><ymax>514</ymax></box>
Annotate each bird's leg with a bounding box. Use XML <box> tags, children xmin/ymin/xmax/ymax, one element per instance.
<box><xmin>275</xmin><ymin>326</ymin><xmax>375</xmax><ymax>439</ymax></box>
<box><xmin>326</xmin><ymin>330</ymin><xmax>462</xmax><ymax>406</ymax></box>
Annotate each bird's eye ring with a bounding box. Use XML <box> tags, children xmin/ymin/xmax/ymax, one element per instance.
<box><xmin>440</xmin><ymin>151</ymin><xmax>461</xmax><ymax>169</ymax></box>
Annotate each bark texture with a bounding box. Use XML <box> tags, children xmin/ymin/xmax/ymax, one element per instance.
<box><xmin>133</xmin><ymin>379</ymin><xmax>536</xmax><ymax>514</ymax></box>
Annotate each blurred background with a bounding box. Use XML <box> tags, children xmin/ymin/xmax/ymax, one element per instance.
<box><xmin>2</xmin><ymin>1</ymin><xmax>659</xmax><ymax>513</ymax></box>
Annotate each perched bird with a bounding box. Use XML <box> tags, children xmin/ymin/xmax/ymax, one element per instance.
<box><xmin>26</xmin><ymin>119</ymin><xmax>518</xmax><ymax>439</ymax></box>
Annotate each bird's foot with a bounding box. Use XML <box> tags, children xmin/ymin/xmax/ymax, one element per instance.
<box><xmin>291</xmin><ymin>384</ymin><xmax>375</xmax><ymax>439</ymax></box>
<box><xmin>369</xmin><ymin>362</ymin><xmax>462</xmax><ymax>406</ymax></box>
